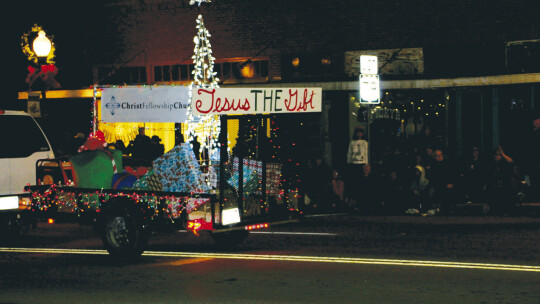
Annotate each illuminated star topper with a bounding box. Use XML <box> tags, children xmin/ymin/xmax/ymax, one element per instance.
<box><xmin>189</xmin><ymin>0</ymin><xmax>211</xmax><ymax>6</ymax></box>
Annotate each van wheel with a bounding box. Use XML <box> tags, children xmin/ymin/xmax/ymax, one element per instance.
<box><xmin>101</xmin><ymin>208</ymin><xmax>148</xmax><ymax>259</ymax></box>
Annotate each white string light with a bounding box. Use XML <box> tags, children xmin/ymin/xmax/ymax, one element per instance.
<box><xmin>189</xmin><ymin>0</ymin><xmax>211</xmax><ymax>6</ymax></box>
<box><xmin>186</xmin><ymin>14</ymin><xmax>221</xmax><ymax>166</ymax></box>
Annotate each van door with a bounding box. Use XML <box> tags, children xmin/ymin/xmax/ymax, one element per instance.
<box><xmin>0</xmin><ymin>114</ymin><xmax>53</xmax><ymax>195</ymax></box>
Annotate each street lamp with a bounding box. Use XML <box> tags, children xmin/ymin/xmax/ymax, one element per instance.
<box><xmin>21</xmin><ymin>25</ymin><xmax>60</xmax><ymax>91</ymax></box>
<box><xmin>33</xmin><ymin>31</ymin><xmax>52</xmax><ymax>59</ymax></box>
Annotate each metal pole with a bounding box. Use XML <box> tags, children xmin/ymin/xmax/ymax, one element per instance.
<box><xmin>367</xmin><ymin>104</ymin><xmax>372</xmax><ymax>167</ymax></box>
<box><xmin>92</xmin><ymin>85</ymin><xmax>97</xmax><ymax>134</ymax></box>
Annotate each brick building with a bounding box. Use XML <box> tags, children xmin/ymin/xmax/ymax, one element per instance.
<box><xmin>89</xmin><ymin>0</ymin><xmax>539</xmax><ymax>171</ymax></box>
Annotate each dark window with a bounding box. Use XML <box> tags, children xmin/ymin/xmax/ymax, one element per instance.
<box><xmin>214</xmin><ymin>63</ymin><xmax>222</xmax><ymax>80</ymax></box>
<box><xmin>163</xmin><ymin>65</ymin><xmax>171</xmax><ymax>81</ymax></box>
<box><xmin>0</xmin><ymin>115</ymin><xmax>50</xmax><ymax>158</ymax></box>
<box><xmin>222</xmin><ymin>62</ymin><xmax>232</xmax><ymax>80</ymax></box>
<box><xmin>189</xmin><ymin>64</ymin><xmax>195</xmax><ymax>79</ymax></box>
<box><xmin>154</xmin><ymin>66</ymin><xmax>163</xmax><ymax>82</ymax></box>
<box><xmin>180</xmin><ymin>65</ymin><xmax>189</xmax><ymax>80</ymax></box>
<box><xmin>259</xmin><ymin>61</ymin><xmax>269</xmax><ymax>77</ymax></box>
<box><xmin>171</xmin><ymin>65</ymin><xmax>180</xmax><ymax>81</ymax></box>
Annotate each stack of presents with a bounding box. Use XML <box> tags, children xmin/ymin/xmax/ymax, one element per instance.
<box><xmin>58</xmin><ymin>131</ymin><xmax>210</xmax><ymax>218</ymax></box>
<box><xmin>68</xmin><ymin>131</ymin><xmax>209</xmax><ymax>194</ymax></box>
<box><xmin>52</xmin><ymin>131</ymin><xmax>285</xmax><ymax>219</ymax></box>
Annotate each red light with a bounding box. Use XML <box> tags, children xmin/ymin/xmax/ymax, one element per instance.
<box><xmin>0</xmin><ymin>110</ymin><xmax>5</xmax><ymax>115</ymax></box>
<box><xmin>47</xmin><ymin>218</ymin><xmax>55</xmax><ymax>224</ymax></box>
<box><xmin>245</xmin><ymin>223</ymin><xmax>269</xmax><ymax>231</ymax></box>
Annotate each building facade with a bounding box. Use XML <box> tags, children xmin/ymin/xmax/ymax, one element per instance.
<box><xmin>91</xmin><ymin>0</ymin><xmax>540</xmax><ymax>170</ymax></box>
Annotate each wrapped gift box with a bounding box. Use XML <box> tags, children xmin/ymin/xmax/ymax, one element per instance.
<box><xmin>227</xmin><ymin>158</ymin><xmax>262</xmax><ymax>195</ymax></box>
<box><xmin>266</xmin><ymin>163</ymin><xmax>282</xmax><ymax>197</ymax></box>
<box><xmin>152</xmin><ymin>143</ymin><xmax>209</xmax><ymax>193</ymax></box>
<box><xmin>127</xmin><ymin>169</ymin><xmax>163</xmax><ymax>191</ymax></box>
<box><xmin>69</xmin><ymin>149</ymin><xmax>123</xmax><ymax>189</ymax></box>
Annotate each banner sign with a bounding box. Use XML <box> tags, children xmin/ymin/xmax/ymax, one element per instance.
<box><xmin>101</xmin><ymin>86</ymin><xmax>190</xmax><ymax>123</ymax></box>
<box><xmin>191</xmin><ymin>88</ymin><xmax>322</xmax><ymax>115</ymax></box>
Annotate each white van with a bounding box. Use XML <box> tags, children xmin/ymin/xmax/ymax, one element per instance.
<box><xmin>0</xmin><ymin>110</ymin><xmax>54</xmax><ymax>196</ymax></box>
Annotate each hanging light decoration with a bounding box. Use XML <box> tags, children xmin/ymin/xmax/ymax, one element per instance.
<box><xmin>186</xmin><ymin>14</ymin><xmax>221</xmax><ymax>163</ymax></box>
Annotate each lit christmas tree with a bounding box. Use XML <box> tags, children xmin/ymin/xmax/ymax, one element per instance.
<box><xmin>186</xmin><ymin>14</ymin><xmax>221</xmax><ymax>163</ymax></box>
<box><xmin>189</xmin><ymin>0</ymin><xmax>211</xmax><ymax>6</ymax></box>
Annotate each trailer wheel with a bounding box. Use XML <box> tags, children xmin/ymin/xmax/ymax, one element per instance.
<box><xmin>211</xmin><ymin>230</ymin><xmax>249</xmax><ymax>248</ymax></box>
<box><xmin>101</xmin><ymin>208</ymin><xmax>148</xmax><ymax>259</ymax></box>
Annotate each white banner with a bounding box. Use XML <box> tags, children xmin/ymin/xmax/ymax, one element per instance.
<box><xmin>192</xmin><ymin>88</ymin><xmax>322</xmax><ymax>115</ymax></box>
<box><xmin>100</xmin><ymin>86</ymin><xmax>190</xmax><ymax>123</ymax></box>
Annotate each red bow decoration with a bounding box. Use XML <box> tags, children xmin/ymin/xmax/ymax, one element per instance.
<box><xmin>25</xmin><ymin>64</ymin><xmax>61</xmax><ymax>89</ymax></box>
<box><xmin>41</xmin><ymin>64</ymin><xmax>56</xmax><ymax>73</ymax></box>
<box><xmin>78</xmin><ymin>130</ymin><xmax>108</xmax><ymax>153</ymax></box>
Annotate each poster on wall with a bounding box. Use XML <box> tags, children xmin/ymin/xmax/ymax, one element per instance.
<box><xmin>345</xmin><ymin>48</ymin><xmax>424</xmax><ymax>76</ymax></box>
<box><xmin>100</xmin><ymin>86</ymin><xmax>190</xmax><ymax>123</ymax></box>
<box><xmin>191</xmin><ymin>88</ymin><xmax>322</xmax><ymax>115</ymax></box>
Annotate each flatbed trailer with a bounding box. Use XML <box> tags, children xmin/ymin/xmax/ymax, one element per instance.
<box><xmin>24</xmin><ymin>154</ymin><xmax>302</xmax><ymax>259</ymax></box>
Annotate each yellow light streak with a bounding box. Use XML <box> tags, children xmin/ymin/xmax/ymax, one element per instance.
<box><xmin>1</xmin><ymin>248</ymin><xmax>539</xmax><ymax>272</ymax></box>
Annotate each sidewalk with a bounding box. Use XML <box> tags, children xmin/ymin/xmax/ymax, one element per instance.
<box><xmin>304</xmin><ymin>211</ymin><xmax>540</xmax><ymax>226</ymax></box>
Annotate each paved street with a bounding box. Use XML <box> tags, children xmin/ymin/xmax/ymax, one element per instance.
<box><xmin>1</xmin><ymin>214</ymin><xmax>539</xmax><ymax>303</ymax></box>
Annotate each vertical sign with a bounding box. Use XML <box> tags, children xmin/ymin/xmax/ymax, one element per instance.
<box><xmin>27</xmin><ymin>92</ymin><xmax>41</xmax><ymax>118</ymax></box>
<box><xmin>359</xmin><ymin>55</ymin><xmax>380</xmax><ymax>104</ymax></box>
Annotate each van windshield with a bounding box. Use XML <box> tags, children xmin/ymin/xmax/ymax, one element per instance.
<box><xmin>0</xmin><ymin>115</ymin><xmax>50</xmax><ymax>158</ymax></box>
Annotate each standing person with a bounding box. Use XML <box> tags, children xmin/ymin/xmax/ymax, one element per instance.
<box><xmin>129</xmin><ymin>127</ymin><xmax>154</xmax><ymax>164</ymax></box>
<box><xmin>114</xmin><ymin>139</ymin><xmax>126</xmax><ymax>155</ymax></box>
<box><xmin>415</xmin><ymin>124</ymin><xmax>438</xmax><ymax>156</ymax></box>
<box><xmin>485</xmin><ymin>145</ymin><xmax>516</xmax><ymax>215</ymax></box>
<box><xmin>330</xmin><ymin>169</ymin><xmax>347</xmax><ymax>212</ymax></box>
<box><xmin>462</xmin><ymin>146</ymin><xmax>487</xmax><ymax>204</ymax></box>
<box><xmin>191</xmin><ymin>136</ymin><xmax>201</xmax><ymax>161</ymax></box>
<box><xmin>527</xmin><ymin>114</ymin><xmax>540</xmax><ymax>201</ymax></box>
<box><xmin>346</xmin><ymin>127</ymin><xmax>369</xmax><ymax>191</ymax></box>
<box><xmin>408</xmin><ymin>165</ymin><xmax>430</xmax><ymax>213</ymax></box>
<box><xmin>347</xmin><ymin>127</ymin><xmax>369</xmax><ymax>167</ymax></box>
<box><xmin>151</xmin><ymin>135</ymin><xmax>165</xmax><ymax>160</ymax></box>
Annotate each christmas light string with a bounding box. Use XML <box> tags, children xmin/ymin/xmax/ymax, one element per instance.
<box><xmin>27</xmin><ymin>184</ymin><xmax>211</xmax><ymax>221</ymax></box>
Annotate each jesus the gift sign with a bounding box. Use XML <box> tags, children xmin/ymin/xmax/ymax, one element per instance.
<box><xmin>191</xmin><ymin>88</ymin><xmax>322</xmax><ymax>115</ymax></box>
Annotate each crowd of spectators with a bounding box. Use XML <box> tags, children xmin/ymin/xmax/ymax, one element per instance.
<box><xmin>303</xmin><ymin>119</ymin><xmax>540</xmax><ymax>216</ymax></box>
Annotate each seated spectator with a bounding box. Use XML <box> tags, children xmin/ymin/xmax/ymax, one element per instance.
<box><xmin>329</xmin><ymin>169</ymin><xmax>348</xmax><ymax>212</ymax></box>
<box><xmin>351</xmin><ymin>164</ymin><xmax>383</xmax><ymax>214</ymax></box>
<box><xmin>426</xmin><ymin>149</ymin><xmax>460</xmax><ymax>214</ymax></box>
<box><xmin>381</xmin><ymin>169</ymin><xmax>407</xmax><ymax>215</ymax></box>
<box><xmin>304</xmin><ymin>157</ymin><xmax>332</xmax><ymax>213</ymax></box>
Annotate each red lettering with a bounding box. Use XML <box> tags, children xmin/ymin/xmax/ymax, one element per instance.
<box><xmin>213</xmin><ymin>97</ymin><xmax>251</xmax><ymax>113</ymax></box>
<box><xmin>194</xmin><ymin>88</ymin><xmax>215</xmax><ymax>114</ymax></box>
<box><xmin>284</xmin><ymin>89</ymin><xmax>317</xmax><ymax>112</ymax></box>
<box><xmin>241</xmin><ymin>98</ymin><xmax>251</xmax><ymax>111</ymax></box>
<box><xmin>285</xmin><ymin>89</ymin><xmax>298</xmax><ymax>111</ymax></box>
<box><xmin>299</xmin><ymin>89</ymin><xmax>316</xmax><ymax>111</ymax></box>
<box><xmin>194</xmin><ymin>89</ymin><xmax>252</xmax><ymax>114</ymax></box>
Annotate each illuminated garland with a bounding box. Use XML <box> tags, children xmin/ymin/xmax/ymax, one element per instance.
<box><xmin>21</xmin><ymin>24</ymin><xmax>56</xmax><ymax>65</ymax></box>
<box><xmin>28</xmin><ymin>184</ymin><xmax>208</xmax><ymax>221</ymax></box>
